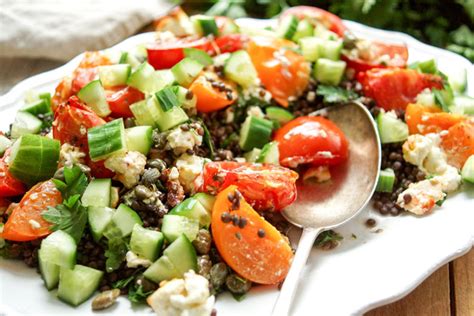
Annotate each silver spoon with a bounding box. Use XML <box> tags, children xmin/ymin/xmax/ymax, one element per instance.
<box><xmin>271</xmin><ymin>101</ymin><xmax>381</xmax><ymax>316</ymax></box>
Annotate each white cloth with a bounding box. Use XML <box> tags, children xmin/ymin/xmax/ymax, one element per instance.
<box><xmin>0</xmin><ymin>0</ymin><xmax>173</xmax><ymax>61</ymax></box>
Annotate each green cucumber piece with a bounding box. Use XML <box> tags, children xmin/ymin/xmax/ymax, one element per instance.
<box><xmin>98</xmin><ymin>64</ymin><xmax>131</xmax><ymax>87</ymax></box>
<box><xmin>155</xmin><ymin>86</ymin><xmax>180</xmax><ymax>112</ymax></box>
<box><xmin>184</xmin><ymin>47</ymin><xmax>213</xmax><ymax>66</ymax></box>
<box><xmin>219</xmin><ymin>18</ymin><xmax>239</xmax><ymax>35</ymax></box>
<box><xmin>88</xmin><ymin>206</ymin><xmax>115</xmax><ymax>242</ymax></box>
<box><xmin>20</xmin><ymin>99</ymin><xmax>51</xmax><ymax>115</ymax></box>
<box><xmin>38</xmin><ymin>248</ymin><xmax>60</xmax><ymax>290</ymax></box>
<box><xmin>127</xmin><ymin>62</ymin><xmax>156</xmax><ymax>93</ymax></box>
<box><xmin>376</xmin><ymin>111</ymin><xmax>409</xmax><ymax>144</ymax></box>
<box><xmin>266</xmin><ymin>107</ymin><xmax>295</xmax><ymax>125</ymax></box>
<box><xmin>130</xmin><ymin>224</ymin><xmax>164</xmax><ymax>261</ymax></box>
<box><xmin>82</xmin><ymin>178</ymin><xmax>111</xmax><ymax>207</ymax></box>
<box><xmin>416</xmin><ymin>90</ymin><xmax>436</xmax><ymax>107</ymax></box>
<box><xmin>176</xmin><ymin>86</ymin><xmax>197</xmax><ymax>110</ymax></box>
<box><xmin>244</xmin><ymin>148</ymin><xmax>262</xmax><ymax>162</ymax></box>
<box><xmin>256</xmin><ymin>141</ymin><xmax>280</xmax><ymax>165</ymax></box>
<box><xmin>319</xmin><ymin>39</ymin><xmax>343</xmax><ymax>61</ymax></box>
<box><xmin>224</xmin><ymin>50</ymin><xmax>258</xmax><ymax>88</ymax></box>
<box><xmin>161</xmin><ymin>214</ymin><xmax>199</xmax><ymax>242</ymax></box>
<box><xmin>292</xmin><ymin>19</ymin><xmax>314</xmax><ymax>42</ymax></box>
<box><xmin>277</xmin><ymin>15</ymin><xmax>298</xmax><ymax>39</ymax></box>
<box><xmin>24</xmin><ymin>90</ymin><xmax>51</xmax><ymax>108</ymax></box>
<box><xmin>314</xmin><ymin>24</ymin><xmax>339</xmax><ymax>40</ymax></box>
<box><xmin>433</xmin><ymin>87</ymin><xmax>454</xmax><ymax>112</ymax></box>
<box><xmin>39</xmin><ymin>230</ymin><xmax>77</xmax><ymax>269</ymax></box>
<box><xmin>239</xmin><ymin>115</ymin><xmax>273</xmax><ymax>151</ymax></box>
<box><xmin>150</xmin><ymin>96</ymin><xmax>189</xmax><ymax>131</ymax></box>
<box><xmin>77</xmin><ymin>80</ymin><xmax>111</xmax><ymax>117</ymax></box>
<box><xmin>446</xmin><ymin>67</ymin><xmax>467</xmax><ymax>94</ymax></box>
<box><xmin>192</xmin><ymin>15</ymin><xmax>219</xmax><ymax>36</ymax></box>
<box><xmin>451</xmin><ymin>95</ymin><xmax>474</xmax><ymax>115</ymax></box>
<box><xmin>169</xmin><ymin>197</ymin><xmax>211</xmax><ymax>228</ymax></box>
<box><xmin>87</xmin><ymin>118</ymin><xmax>127</xmax><ymax>161</ymax></box>
<box><xmin>152</xmin><ymin>70</ymin><xmax>176</xmax><ymax>91</ymax></box>
<box><xmin>314</xmin><ymin>58</ymin><xmax>346</xmax><ymax>86</ymax></box>
<box><xmin>58</xmin><ymin>265</ymin><xmax>103</xmax><ymax>306</ymax></box>
<box><xmin>376</xmin><ymin>168</ymin><xmax>395</xmax><ymax>193</ymax></box>
<box><xmin>11</xmin><ymin>111</ymin><xmax>43</xmax><ymax>138</ymax></box>
<box><xmin>144</xmin><ymin>255</ymin><xmax>180</xmax><ymax>283</ymax></box>
<box><xmin>0</xmin><ymin>135</ymin><xmax>12</xmax><ymax>156</ymax></box>
<box><xmin>125</xmin><ymin>126</ymin><xmax>153</xmax><ymax>155</ymax></box>
<box><xmin>171</xmin><ymin>58</ymin><xmax>204</xmax><ymax>87</ymax></box>
<box><xmin>112</xmin><ymin>203</ymin><xmax>143</xmax><ymax>237</ymax></box>
<box><xmin>8</xmin><ymin>134</ymin><xmax>60</xmax><ymax>185</ymax></box>
<box><xmin>410</xmin><ymin>59</ymin><xmax>438</xmax><ymax>74</ymax></box>
<box><xmin>299</xmin><ymin>37</ymin><xmax>322</xmax><ymax>62</ymax></box>
<box><xmin>192</xmin><ymin>192</ymin><xmax>215</xmax><ymax>213</ymax></box>
<box><xmin>130</xmin><ymin>98</ymin><xmax>158</xmax><ymax>127</ymax></box>
<box><xmin>461</xmin><ymin>155</ymin><xmax>474</xmax><ymax>183</ymax></box>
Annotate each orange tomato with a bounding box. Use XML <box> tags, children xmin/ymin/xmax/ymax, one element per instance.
<box><xmin>247</xmin><ymin>37</ymin><xmax>310</xmax><ymax>107</ymax></box>
<box><xmin>440</xmin><ymin>121</ymin><xmax>474</xmax><ymax>169</ymax></box>
<box><xmin>405</xmin><ymin>103</ymin><xmax>466</xmax><ymax>135</ymax></box>
<box><xmin>1</xmin><ymin>180</ymin><xmax>62</xmax><ymax>242</ymax></box>
<box><xmin>190</xmin><ymin>71</ymin><xmax>237</xmax><ymax>113</ymax></box>
<box><xmin>211</xmin><ymin>185</ymin><xmax>294</xmax><ymax>284</ymax></box>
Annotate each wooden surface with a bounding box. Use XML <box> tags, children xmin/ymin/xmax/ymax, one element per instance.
<box><xmin>0</xmin><ymin>58</ymin><xmax>473</xmax><ymax>316</ymax></box>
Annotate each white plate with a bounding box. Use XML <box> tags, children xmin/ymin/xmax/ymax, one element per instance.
<box><xmin>1</xmin><ymin>18</ymin><xmax>473</xmax><ymax>316</ymax></box>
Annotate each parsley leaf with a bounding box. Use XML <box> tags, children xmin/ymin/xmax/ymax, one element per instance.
<box><xmin>113</xmin><ymin>274</ymin><xmax>136</xmax><ymax>289</ymax></box>
<box><xmin>315</xmin><ymin>230</ymin><xmax>343</xmax><ymax>248</ymax></box>
<box><xmin>128</xmin><ymin>284</ymin><xmax>153</xmax><ymax>304</ymax></box>
<box><xmin>103</xmin><ymin>223</ymin><xmax>128</xmax><ymax>272</ymax></box>
<box><xmin>316</xmin><ymin>85</ymin><xmax>359</xmax><ymax>104</ymax></box>
<box><xmin>52</xmin><ymin>166</ymin><xmax>88</xmax><ymax>199</ymax></box>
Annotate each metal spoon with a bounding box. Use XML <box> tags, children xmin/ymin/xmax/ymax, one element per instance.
<box><xmin>271</xmin><ymin>101</ymin><xmax>381</xmax><ymax>316</ymax></box>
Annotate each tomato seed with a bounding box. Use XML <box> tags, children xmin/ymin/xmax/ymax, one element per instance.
<box><xmin>221</xmin><ymin>212</ymin><xmax>231</xmax><ymax>223</ymax></box>
<box><xmin>257</xmin><ymin>229</ymin><xmax>266</xmax><ymax>238</ymax></box>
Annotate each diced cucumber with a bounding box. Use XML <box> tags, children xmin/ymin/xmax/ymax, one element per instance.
<box><xmin>24</xmin><ymin>90</ymin><xmax>51</xmax><ymax>108</ymax></box>
<box><xmin>376</xmin><ymin>168</ymin><xmax>395</xmax><ymax>193</ymax></box>
<box><xmin>8</xmin><ymin>134</ymin><xmax>60</xmax><ymax>185</ymax></box>
<box><xmin>152</xmin><ymin>70</ymin><xmax>176</xmax><ymax>91</ymax></box>
<box><xmin>119</xmin><ymin>51</ymin><xmax>129</xmax><ymax>64</ymax></box>
<box><xmin>219</xmin><ymin>18</ymin><xmax>239</xmax><ymax>35</ymax></box>
<box><xmin>410</xmin><ymin>59</ymin><xmax>437</xmax><ymax>74</ymax></box>
<box><xmin>11</xmin><ymin>111</ymin><xmax>42</xmax><ymax>138</ymax></box>
<box><xmin>155</xmin><ymin>86</ymin><xmax>180</xmax><ymax>112</ymax></box>
<box><xmin>39</xmin><ymin>230</ymin><xmax>77</xmax><ymax>269</ymax></box>
<box><xmin>445</xmin><ymin>67</ymin><xmax>467</xmax><ymax>94</ymax></box>
<box><xmin>192</xmin><ymin>15</ymin><xmax>219</xmax><ymax>36</ymax></box>
<box><xmin>175</xmin><ymin>86</ymin><xmax>197</xmax><ymax>110</ymax></box>
<box><xmin>266</xmin><ymin>106</ymin><xmax>295</xmax><ymax>125</ymax></box>
<box><xmin>461</xmin><ymin>155</ymin><xmax>474</xmax><ymax>183</ymax></box>
<box><xmin>130</xmin><ymin>224</ymin><xmax>164</xmax><ymax>261</ymax></box>
<box><xmin>171</xmin><ymin>58</ymin><xmax>204</xmax><ymax>87</ymax></box>
<box><xmin>256</xmin><ymin>141</ymin><xmax>280</xmax><ymax>165</ymax></box>
<box><xmin>20</xmin><ymin>99</ymin><xmax>51</xmax><ymax>115</ymax></box>
<box><xmin>319</xmin><ymin>39</ymin><xmax>343</xmax><ymax>61</ymax></box>
<box><xmin>433</xmin><ymin>87</ymin><xmax>454</xmax><ymax>112</ymax></box>
<box><xmin>244</xmin><ymin>148</ymin><xmax>262</xmax><ymax>162</ymax></box>
<box><xmin>224</xmin><ymin>50</ymin><xmax>258</xmax><ymax>88</ymax></box>
<box><xmin>314</xmin><ymin>24</ymin><xmax>339</xmax><ymax>40</ymax></box>
<box><xmin>150</xmin><ymin>96</ymin><xmax>189</xmax><ymax>131</ymax></box>
<box><xmin>161</xmin><ymin>214</ymin><xmax>199</xmax><ymax>242</ymax></box>
<box><xmin>88</xmin><ymin>206</ymin><xmax>115</xmax><ymax>242</ymax></box>
<box><xmin>376</xmin><ymin>111</ymin><xmax>409</xmax><ymax>144</ymax></box>
<box><xmin>169</xmin><ymin>197</ymin><xmax>211</xmax><ymax>228</ymax></box>
<box><xmin>58</xmin><ymin>265</ymin><xmax>103</xmax><ymax>306</ymax></box>
<box><xmin>144</xmin><ymin>234</ymin><xmax>197</xmax><ymax>283</ymax></box>
<box><xmin>130</xmin><ymin>98</ymin><xmax>159</xmax><ymax>127</ymax></box>
<box><xmin>299</xmin><ymin>37</ymin><xmax>322</xmax><ymax>62</ymax></box>
<box><xmin>82</xmin><ymin>178</ymin><xmax>111</xmax><ymax>207</ymax></box>
<box><xmin>112</xmin><ymin>204</ymin><xmax>143</xmax><ymax>237</ymax></box>
<box><xmin>192</xmin><ymin>192</ymin><xmax>215</xmax><ymax>213</ymax></box>
<box><xmin>98</xmin><ymin>64</ymin><xmax>131</xmax><ymax>87</ymax></box>
<box><xmin>127</xmin><ymin>62</ymin><xmax>156</xmax><ymax>93</ymax></box>
<box><xmin>277</xmin><ymin>15</ymin><xmax>298</xmax><ymax>39</ymax></box>
<box><xmin>416</xmin><ymin>89</ymin><xmax>436</xmax><ymax>107</ymax></box>
<box><xmin>125</xmin><ymin>126</ymin><xmax>153</xmax><ymax>155</ymax></box>
<box><xmin>314</xmin><ymin>58</ymin><xmax>346</xmax><ymax>86</ymax></box>
<box><xmin>87</xmin><ymin>118</ymin><xmax>127</xmax><ymax>161</ymax></box>
<box><xmin>451</xmin><ymin>95</ymin><xmax>474</xmax><ymax>115</ymax></box>
<box><xmin>292</xmin><ymin>19</ymin><xmax>313</xmax><ymax>42</ymax></box>
<box><xmin>239</xmin><ymin>115</ymin><xmax>274</xmax><ymax>151</ymax></box>
<box><xmin>77</xmin><ymin>80</ymin><xmax>111</xmax><ymax>117</ymax></box>
<box><xmin>0</xmin><ymin>135</ymin><xmax>12</xmax><ymax>156</ymax></box>
<box><xmin>38</xmin><ymin>248</ymin><xmax>60</xmax><ymax>290</ymax></box>
<box><xmin>184</xmin><ymin>47</ymin><xmax>213</xmax><ymax>66</ymax></box>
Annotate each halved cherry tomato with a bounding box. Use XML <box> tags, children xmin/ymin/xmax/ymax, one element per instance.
<box><xmin>71</xmin><ymin>67</ymin><xmax>99</xmax><ymax>95</ymax></box>
<box><xmin>199</xmin><ymin>161</ymin><xmax>298</xmax><ymax>211</ymax></box>
<box><xmin>106</xmin><ymin>86</ymin><xmax>144</xmax><ymax>118</ymax></box>
<box><xmin>1</xmin><ymin>180</ymin><xmax>62</xmax><ymax>242</ymax></box>
<box><xmin>247</xmin><ymin>37</ymin><xmax>310</xmax><ymax>107</ymax></box>
<box><xmin>342</xmin><ymin>41</ymin><xmax>408</xmax><ymax>73</ymax></box>
<box><xmin>274</xmin><ymin>116</ymin><xmax>349</xmax><ymax>168</ymax></box>
<box><xmin>280</xmin><ymin>6</ymin><xmax>348</xmax><ymax>37</ymax></box>
<box><xmin>213</xmin><ymin>34</ymin><xmax>249</xmax><ymax>54</ymax></box>
<box><xmin>357</xmin><ymin>68</ymin><xmax>444</xmax><ymax>111</ymax></box>
<box><xmin>405</xmin><ymin>103</ymin><xmax>465</xmax><ymax>135</ymax></box>
<box><xmin>190</xmin><ymin>71</ymin><xmax>237</xmax><ymax>113</ymax></box>
<box><xmin>211</xmin><ymin>185</ymin><xmax>294</xmax><ymax>284</ymax></box>
<box><xmin>441</xmin><ymin>121</ymin><xmax>474</xmax><ymax>169</ymax></box>
<box><xmin>147</xmin><ymin>37</ymin><xmax>211</xmax><ymax>70</ymax></box>
<box><xmin>0</xmin><ymin>157</ymin><xmax>26</xmax><ymax>198</ymax></box>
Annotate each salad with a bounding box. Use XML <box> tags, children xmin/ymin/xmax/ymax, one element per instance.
<box><xmin>1</xmin><ymin>5</ymin><xmax>473</xmax><ymax>315</ymax></box>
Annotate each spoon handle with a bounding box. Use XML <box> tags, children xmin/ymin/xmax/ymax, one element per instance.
<box><xmin>271</xmin><ymin>227</ymin><xmax>321</xmax><ymax>316</ymax></box>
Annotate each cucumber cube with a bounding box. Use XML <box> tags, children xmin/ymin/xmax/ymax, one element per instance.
<box><xmin>98</xmin><ymin>64</ymin><xmax>131</xmax><ymax>87</ymax></box>
<box><xmin>192</xmin><ymin>193</ymin><xmax>216</xmax><ymax>213</ymax></box>
<box><xmin>11</xmin><ymin>111</ymin><xmax>43</xmax><ymax>139</ymax></box>
<box><xmin>0</xmin><ymin>135</ymin><xmax>12</xmax><ymax>156</ymax></box>
<box><xmin>376</xmin><ymin>111</ymin><xmax>409</xmax><ymax>144</ymax></box>
<box><xmin>82</xmin><ymin>178</ymin><xmax>112</xmax><ymax>207</ymax></box>
<box><xmin>169</xmin><ymin>197</ymin><xmax>211</xmax><ymax>228</ymax></box>
<box><xmin>314</xmin><ymin>58</ymin><xmax>346</xmax><ymax>86</ymax></box>
<box><xmin>171</xmin><ymin>58</ymin><xmax>204</xmax><ymax>87</ymax></box>
<box><xmin>461</xmin><ymin>155</ymin><xmax>474</xmax><ymax>184</ymax></box>
<box><xmin>125</xmin><ymin>126</ymin><xmax>153</xmax><ymax>155</ymax></box>
<box><xmin>20</xmin><ymin>99</ymin><xmax>51</xmax><ymax>115</ymax></box>
<box><xmin>130</xmin><ymin>224</ymin><xmax>164</xmax><ymax>261</ymax></box>
<box><xmin>38</xmin><ymin>248</ymin><xmax>60</xmax><ymax>290</ymax></box>
<box><xmin>39</xmin><ymin>230</ymin><xmax>77</xmax><ymax>269</ymax></box>
<box><xmin>77</xmin><ymin>80</ymin><xmax>111</xmax><ymax>117</ymax></box>
<box><xmin>58</xmin><ymin>265</ymin><xmax>103</xmax><ymax>306</ymax></box>
<box><xmin>130</xmin><ymin>98</ymin><xmax>159</xmax><ymax>127</ymax></box>
<box><xmin>224</xmin><ymin>50</ymin><xmax>258</xmax><ymax>88</ymax></box>
<box><xmin>88</xmin><ymin>206</ymin><xmax>115</xmax><ymax>242</ymax></box>
<box><xmin>150</xmin><ymin>96</ymin><xmax>189</xmax><ymax>131</ymax></box>
<box><xmin>112</xmin><ymin>204</ymin><xmax>143</xmax><ymax>237</ymax></box>
<box><xmin>127</xmin><ymin>62</ymin><xmax>156</xmax><ymax>93</ymax></box>
<box><xmin>87</xmin><ymin>118</ymin><xmax>127</xmax><ymax>161</ymax></box>
<box><xmin>161</xmin><ymin>214</ymin><xmax>199</xmax><ymax>242</ymax></box>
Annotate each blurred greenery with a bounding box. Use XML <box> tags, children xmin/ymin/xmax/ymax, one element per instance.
<box><xmin>177</xmin><ymin>0</ymin><xmax>474</xmax><ymax>61</ymax></box>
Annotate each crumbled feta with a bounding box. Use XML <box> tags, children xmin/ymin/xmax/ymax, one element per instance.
<box><xmin>396</xmin><ymin>179</ymin><xmax>445</xmax><ymax>215</ymax></box>
<box><xmin>303</xmin><ymin>166</ymin><xmax>331</xmax><ymax>182</ymax></box>
<box><xmin>213</xmin><ymin>53</ymin><xmax>231</xmax><ymax>67</ymax></box>
<box><xmin>168</xmin><ymin>167</ymin><xmax>180</xmax><ymax>181</ymax></box>
<box><xmin>105</xmin><ymin>151</ymin><xmax>146</xmax><ymax>188</ymax></box>
<box><xmin>402</xmin><ymin>134</ymin><xmax>439</xmax><ymax>169</ymax></box>
<box><xmin>156</xmin><ymin>31</ymin><xmax>178</xmax><ymax>42</ymax></box>
<box><xmin>125</xmin><ymin>251</ymin><xmax>152</xmax><ymax>268</ymax></box>
<box><xmin>241</xmin><ymin>81</ymin><xmax>272</xmax><ymax>103</ymax></box>
<box><xmin>167</xmin><ymin>126</ymin><xmax>203</xmax><ymax>155</ymax></box>
<box><xmin>246</xmin><ymin>106</ymin><xmax>265</xmax><ymax>119</ymax></box>
<box><xmin>59</xmin><ymin>143</ymin><xmax>86</xmax><ymax>168</ymax></box>
<box><xmin>29</xmin><ymin>219</ymin><xmax>41</xmax><ymax>230</ymax></box>
<box><xmin>147</xmin><ymin>270</ymin><xmax>215</xmax><ymax>316</ymax></box>
<box><xmin>175</xmin><ymin>154</ymin><xmax>204</xmax><ymax>193</ymax></box>
<box><xmin>415</xmin><ymin>88</ymin><xmax>436</xmax><ymax>106</ymax></box>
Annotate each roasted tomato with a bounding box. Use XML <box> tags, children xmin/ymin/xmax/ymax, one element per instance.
<box><xmin>247</xmin><ymin>37</ymin><xmax>310</xmax><ymax>107</ymax></box>
<box><xmin>106</xmin><ymin>86</ymin><xmax>145</xmax><ymax>118</ymax></box>
<box><xmin>0</xmin><ymin>155</ymin><xmax>26</xmax><ymax>198</ymax></box>
<box><xmin>441</xmin><ymin>121</ymin><xmax>474</xmax><ymax>169</ymax></box>
<box><xmin>342</xmin><ymin>40</ymin><xmax>408</xmax><ymax>73</ymax></box>
<box><xmin>357</xmin><ymin>68</ymin><xmax>444</xmax><ymax>110</ymax></box>
<box><xmin>199</xmin><ymin>161</ymin><xmax>298</xmax><ymax>211</ymax></box>
<box><xmin>280</xmin><ymin>6</ymin><xmax>348</xmax><ymax>37</ymax></box>
<box><xmin>274</xmin><ymin>116</ymin><xmax>349</xmax><ymax>168</ymax></box>
<box><xmin>189</xmin><ymin>71</ymin><xmax>238</xmax><ymax>113</ymax></box>
<box><xmin>405</xmin><ymin>103</ymin><xmax>466</xmax><ymax>135</ymax></box>
<box><xmin>213</xmin><ymin>34</ymin><xmax>249</xmax><ymax>54</ymax></box>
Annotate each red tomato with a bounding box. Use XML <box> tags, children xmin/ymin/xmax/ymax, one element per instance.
<box><xmin>190</xmin><ymin>71</ymin><xmax>237</xmax><ymax>113</ymax></box>
<box><xmin>281</xmin><ymin>6</ymin><xmax>347</xmax><ymax>37</ymax></box>
<box><xmin>213</xmin><ymin>34</ymin><xmax>249</xmax><ymax>54</ymax></box>
<box><xmin>342</xmin><ymin>41</ymin><xmax>408</xmax><ymax>73</ymax></box>
<box><xmin>357</xmin><ymin>68</ymin><xmax>444</xmax><ymax>111</ymax></box>
<box><xmin>0</xmin><ymin>157</ymin><xmax>26</xmax><ymax>198</ymax></box>
<box><xmin>147</xmin><ymin>37</ymin><xmax>211</xmax><ymax>70</ymax></box>
<box><xmin>199</xmin><ymin>161</ymin><xmax>298</xmax><ymax>211</ymax></box>
<box><xmin>106</xmin><ymin>86</ymin><xmax>144</xmax><ymax>118</ymax></box>
<box><xmin>274</xmin><ymin>116</ymin><xmax>349</xmax><ymax>168</ymax></box>
<box><xmin>71</xmin><ymin>67</ymin><xmax>98</xmax><ymax>95</ymax></box>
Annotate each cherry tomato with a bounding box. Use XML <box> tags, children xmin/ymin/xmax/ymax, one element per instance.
<box><xmin>1</xmin><ymin>180</ymin><xmax>62</xmax><ymax>242</ymax></box>
<box><xmin>213</xmin><ymin>34</ymin><xmax>249</xmax><ymax>54</ymax></box>
<box><xmin>405</xmin><ymin>103</ymin><xmax>465</xmax><ymax>135</ymax></box>
<box><xmin>106</xmin><ymin>86</ymin><xmax>144</xmax><ymax>118</ymax></box>
<box><xmin>274</xmin><ymin>116</ymin><xmax>349</xmax><ymax>168</ymax></box>
<box><xmin>441</xmin><ymin>121</ymin><xmax>474</xmax><ymax>169</ymax></box>
<box><xmin>189</xmin><ymin>71</ymin><xmax>237</xmax><ymax>113</ymax></box>
<box><xmin>247</xmin><ymin>37</ymin><xmax>310</xmax><ymax>107</ymax></box>
<box><xmin>211</xmin><ymin>185</ymin><xmax>293</xmax><ymax>284</ymax></box>
<box><xmin>342</xmin><ymin>41</ymin><xmax>408</xmax><ymax>73</ymax></box>
<box><xmin>147</xmin><ymin>37</ymin><xmax>211</xmax><ymax>70</ymax></box>
<box><xmin>0</xmin><ymin>156</ymin><xmax>26</xmax><ymax>198</ymax></box>
<box><xmin>199</xmin><ymin>161</ymin><xmax>298</xmax><ymax>211</ymax></box>
<box><xmin>71</xmin><ymin>67</ymin><xmax>98</xmax><ymax>95</ymax></box>
<box><xmin>357</xmin><ymin>68</ymin><xmax>444</xmax><ymax>111</ymax></box>
<box><xmin>280</xmin><ymin>6</ymin><xmax>348</xmax><ymax>37</ymax></box>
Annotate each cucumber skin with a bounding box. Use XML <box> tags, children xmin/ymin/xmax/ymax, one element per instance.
<box><xmin>58</xmin><ymin>265</ymin><xmax>104</xmax><ymax>306</ymax></box>
<box><xmin>87</xmin><ymin>118</ymin><xmax>127</xmax><ymax>161</ymax></box>
<box><xmin>239</xmin><ymin>116</ymin><xmax>274</xmax><ymax>151</ymax></box>
<box><xmin>169</xmin><ymin>197</ymin><xmax>211</xmax><ymax>228</ymax></box>
<box><xmin>130</xmin><ymin>224</ymin><xmax>164</xmax><ymax>261</ymax></box>
<box><xmin>376</xmin><ymin>168</ymin><xmax>395</xmax><ymax>193</ymax></box>
<box><xmin>461</xmin><ymin>156</ymin><xmax>474</xmax><ymax>183</ymax></box>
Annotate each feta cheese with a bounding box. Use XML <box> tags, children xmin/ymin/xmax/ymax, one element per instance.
<box><xmin>125</xmin><ymin>251</ymin><xmax>152</xmax><ymax>268</ymax></box>
<box><xmin>397</xmin><ymin>179</ymin><xmax>445</xmax><ymax>215</ymax></box>
<box><xmin>175</xmin><ymin>154</ymin><xmax>204</xmax><ymax>193</ymax></box>
<box><xmin>59</xmin><ymin>143</ymin><xmax>86</xmax><ymax>168</ymax></box>
<box><xmin>246</xmin><ymin>106</ymin><xmax>265</xmax><ymax>119</ymax></box>
<box><xmin>29</xmin><ymin>219</ymin><xmax>41</xmax><ymax>230</ymax></box>
<box><xmin>147</xmin><ymin>270</ymin><xmax>215</xmax><ymax>316</ymax></box>
<box><xmin>104</xmin><ymin>151</ymin><xmax>146</xmax><ymax>188</ymax></box>
<box><xmin>167</xmin><ymin>126</ymin><xmax>203</xmax><ymax>155</ymax></box>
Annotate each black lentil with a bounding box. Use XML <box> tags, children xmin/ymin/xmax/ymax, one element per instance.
<box><xmin>221</xmin><ymin>212</ymin><xmax>231</xmax><ymax>223</ymax></box>
<box><xmin>365</xmin><ymin>218</ymin><xmax>377</xmax><ymax>228</ymax></box>
<box><xmin>257</xmin><ymin>229</ymin><xmax>266</xmax><ymax>238</ymax></box>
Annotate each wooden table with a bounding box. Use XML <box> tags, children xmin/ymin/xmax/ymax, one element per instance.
<box><xmin>0</xmin><ymin>57</ymin><xmax>473</xmax><ymax>316</ymax></box>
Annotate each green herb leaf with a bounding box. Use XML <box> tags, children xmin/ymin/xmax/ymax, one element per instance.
<box><xmin>184</xmin><ymin>48</ymin><xmax>213</xmax><ymax>66</ymax></box>
<box><xmin>52</xmin><ymin>166</ymin><xmax>88</xmax><ymax>199</ymax></box>
<box><xmin>197</xmin><ymin>118</ymin><xmax>215</xmax><ymax>160</ymax></box>
<box><xmin>113</xmin><ymin>274</ymin><xmax>136</xmax><ymax>289</ymax></box>
<box><xmin>315</xmin><ymin>230</ymin><xmax>343</xmax><ymax>248</ymax></box>
<box><xmin>128</xmin><ymin>284</ymin><xmax>153</xmax><ymax>304</ymax></box>
<box><xmin>103</xmin><ymin>223</ymin><xmax>128</xmax><ymax>272</ymax></box>
<box><xmin>156</xmin><ymin>87</ymin><xmax>180</xmax><ymax>112</ymax></box>
<box><xmin>231</xmin><ymin>292</ymin><xmax>247</xmax><ymax>302</ymax></box>
<box><xmin>316</xmin><ymin>85</ymin><xmax>359</xmax><ymax>104</ymax></box>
